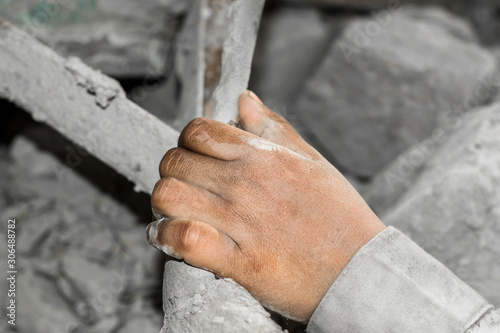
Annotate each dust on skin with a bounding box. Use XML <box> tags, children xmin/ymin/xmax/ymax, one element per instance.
<box><xmin>147</xmin><ymin>218</ymin><xmax>180</xmax><ymax>259</ymax></box>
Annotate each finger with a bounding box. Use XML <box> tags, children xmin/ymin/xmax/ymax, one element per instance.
<box><xmin>151</xmin><ymin>177</ymin><xmax>227</xmax><ymax>227</ymax></box>
<box><xmin>146</xmin><ymin>218</ymin><xmax>242</xmax><ymax>278</ymax></box>
<box><xmin>159</xmin><ymin>147</ymin><xmax>229</xmax><ymax>194</ymax></box>
<box><xmin>239</xmin><ymin>91</ymin><xmax>325</xmax><ymax>161</ymax></box>
<box><xmin>178</xmin><ymin>117</ymin><xmax>251</xmax><ymax>161</ymax></box>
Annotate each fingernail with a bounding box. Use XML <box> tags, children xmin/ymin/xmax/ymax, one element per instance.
<box><xmin>247</xmin><ymin>90</ymin><xmax>263</xmax><ymax>104</ymax></box>
<box><xmin>146</xmin><ymin>218</ymin><xmax>163</xmax><ymax>246</ymax></box>
<box><xmin>146</xmin><ymin>218</ymin><xmax>182</xmax><ymax>259</ymax></box>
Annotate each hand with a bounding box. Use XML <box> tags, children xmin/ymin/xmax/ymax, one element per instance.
<box><xmin>147</xmin><ymin>91</ymin><xmax>386</xmax><ymax>321</ymax></box>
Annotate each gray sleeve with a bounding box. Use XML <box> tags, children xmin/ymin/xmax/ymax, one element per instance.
<box><xmin>306</xmin><ymin>227</ymin><xmax>495</xmax><ymax>333</ymax></box>
<box><xmin>465</xmin><ymin>309</ymin><xmax>500</xmax><ymax>333</ymax></box>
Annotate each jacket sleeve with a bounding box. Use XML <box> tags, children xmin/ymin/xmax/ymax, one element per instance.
<box><xmin>307</xmin><ymin>227</ymin><xmax>498</xmax><ymax>333</ymax></box>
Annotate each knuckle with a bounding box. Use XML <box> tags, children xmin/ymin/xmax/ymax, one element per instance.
<box><xmin>179</xmin><ymin>118</ymin><xmax>209</xmax><ymax>145</ymax></box>
<box><xmin>151</xmin><ymin>177</ymin><xmax>183</xmax><ymax>211</ymax></box>
<box><xmin>177</xmin><ymin>221</ymin><xmax>203</xmax><ymax>252</ymax></box>
<box><xmin>159</xmin><ymin>148</ymin><xmax>182</xmax><ymax>175</ymax></box>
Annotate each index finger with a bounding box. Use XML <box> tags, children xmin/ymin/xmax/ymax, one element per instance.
<box><xmin>178</xmin><ymin>118</ymin><xmax>252</xmax><ymax>161</ymax></box>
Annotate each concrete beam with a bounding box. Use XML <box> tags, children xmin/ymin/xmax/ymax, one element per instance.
<box><xmin>0</xmin><ymin>20</ymin><xmax>179</xmax><ymax>193</ymax></box>
<box><xmin>211</xmin><ymin>0</ymin><xmax>266</xmax><ymax>123</ymax></box>
<box><xmin>162</xmin><ymin>1</ymin><xmax>284</xmax><ymax>332</ymax></box>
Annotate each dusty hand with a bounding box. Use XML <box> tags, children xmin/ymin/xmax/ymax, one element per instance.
<box><xmin>147</xmin><ymin>91</ymin><xmax>386</xmax><ymax>321</ymax></box>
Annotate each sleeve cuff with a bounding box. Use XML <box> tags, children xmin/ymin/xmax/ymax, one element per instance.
<box><xmin>307</xmin><ymin>227</ymin><xmax>492</xmax><ymax>333</ymax></box>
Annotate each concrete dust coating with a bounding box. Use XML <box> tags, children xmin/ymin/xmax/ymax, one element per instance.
<box><xmin>211</xmin><ymin>0</ymin><xmax>266</xmax><ymax>123</ymax></box>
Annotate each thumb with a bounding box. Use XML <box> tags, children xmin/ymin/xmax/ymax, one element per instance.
<box><xmin>238</xmin><ymin>90</ymin><xmax>324</xmax><ymax>161</ymax></box>
<box><xmin>147</xmin><ymin>218</ymin><xmax>241</xmax><ymax>277</ymax></box>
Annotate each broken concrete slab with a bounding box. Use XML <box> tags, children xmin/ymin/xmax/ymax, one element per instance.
<box><xmin>0</xmin><ymin>0</ymin><xmax>186</xmax><ymax>77</ymax></box>
<box><xmin>360</xmin><ymin>126</ymin><xmax>448</xmax><ymax>214</ymax></box>
<box><xmin>2</xmin><ymin>133</ymin><xmax>162</xmax><ymax>333</ymax></box>
<box><xmin>449</xmin><ymin>0</ymin><xmax>500</xmax><ymax>45</ymax></box>
<box><xmin>173</xmin><ymin>0</ymin><xmax>206</xmax><ymax>129</ymax></box>
<box><xmin>381</xmin><ymin>102</ymin><xmax>500</xmax><ymax>306</ymax></box>
<box><xmin>293</xmin><ymin>6</ymin><xmax>496</xmax><ymax>177</ymax></box>
<box><xmin>250</xmin><ymin>5</ymin><xmax>330</xmax><ymax>111</ymax></box>
<box><xmin>0</xmin><ymin>20</ymin><xmax>179</xmax><ymax>193</ymax></box>
<box><xmin>276</xmin><ymin>0</ymin><xmax>455</xmax><ymax>9</ymax></box>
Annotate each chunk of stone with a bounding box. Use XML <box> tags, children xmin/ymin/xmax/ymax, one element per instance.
<box><xmin>0</xmin><ymin>0</ymin><xmax>186</xmax><ymax>76</ymax></box>
<box><xmin>381</xmin><ymin>102</ymin><xmax>500</xmax><ymax>306</ymax></box>
<box><xmin>3</xmin><ymin>130</ymin><xmax>162</xmax><ymax>332</ymax></box>
<box><xmin>250</xmin><ymin>5</ymin><xmax>330</xmax><ymax>110</ymax></box>
<box><xmin>451</xmin><ymin>0</ymin><xmax>500</xmax><ymax>45</ymax></box>
<box><xmin>294</xmin><ymin>6</ymin><xmax>496</xmax><ymax>177</ymax></box>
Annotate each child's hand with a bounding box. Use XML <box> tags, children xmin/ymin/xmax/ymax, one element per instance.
<box><xmin>147</xmin><ymin>91</ymin><xmax>386</xmax><ymax>321</ymax></box>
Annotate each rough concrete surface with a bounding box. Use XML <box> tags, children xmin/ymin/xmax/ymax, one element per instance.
<box><xmin>0</xmin><ymin>20</ymin><xmax>179</xmax><ymax>193</ymax></box>
<box><xmin>276</xmin><ymin>0</ymin><xmax>455</xmax><ymax>9</ymax></box>
<box><xmin>294</xmin><ymin>6</ymin><xmax>496</xmax><ymax>177</ymax></box>
<box><xmin>250</xmin><ymin>5</ymin><xmax>330</xmax><ymax>110</ymax></box>
<box><xmin>173</xmin><ymin>0</ymin><xmax>206</xmax><ymax>129</ymax></box>
<box><xmin>382</xmin><ymin>102</ymin><xmax>500</xmax><ymax>306</ymax></box>
<box><xmin>211</xmin><ymin>0</ymin><xmax>266</xmax><ymax>123</ymax></box>
<box><xmin>161</xmin><ymin>261</ymin><xmax>282</xmax><ymax>333</ymax></box>
<box><xmin>0</xmin><ymin>0</ymin><xmax>186</xmax><ymax>76</ymax></box>
<box><xmin>0</xmin><ymin>128</ymin><xmax>162</xmax><ymax>333</ymax></box>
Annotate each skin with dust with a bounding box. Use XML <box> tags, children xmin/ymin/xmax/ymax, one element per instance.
<box><xmin>147</xmin><ymin>218</ymin><xmax>180</xmax><ymax>259</ymax></box>
<box><xmin>148</xmin><ymin>91</ymin><xmax>386</xmax><ymax>322</ymax></box>
<box><xmin>245</xmin><ymin>137</ymin><xmax>283</xmax><ymax>153</ymax></box>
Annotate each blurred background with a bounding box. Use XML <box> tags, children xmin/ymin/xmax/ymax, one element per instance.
<box><xmin>1</xmin><ymin>0</ymin><xmax>500</xmax><ymax>332</ymax></box>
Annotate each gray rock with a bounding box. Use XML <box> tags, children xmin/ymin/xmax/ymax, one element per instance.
<box><xmin>492</xmin><ymin>47</ymin><xmax>500</xmax><ymax>103</ymax></box>
<box><xmin>361</xmin><ymin>126</ymin><xmax>448</xmax><ymax>214</ymax></box>
<box><xmin>250</xmin><ymin>5</ymin><xmax>330</xmax><ymax>111</ymax></box>
<box><xmin>278</xmin><ymin>0</ymin><xmax>454</xmax><ymax>9</ymax></box>
<box><xmin>264</xmin><ymin>1</ymin><xmax>500</xmax><ymax>45</ymax></box>
<box><xmin>0</xmin><ymin>0</ymin><xmax>186</xmax><ymax>76</ymax></box>
<box><xmin>3</xmin><ymin>131</ymin><xmax>163</xmax><ymax>333</ymax></box>
<box><xmin>294</xmin><ymin>6</ymin><xmax>496</xmax><ymax>177</ymax></box>
<box><xmin>381</xmin><ymin>102</ymin><xmax>500</xmax><ymax>306</ymax></box>
<box><xmin>118</xmin><ymin>311</ymin><xmax>162</xmax><ymax>333</ymax></box>
<box><xmin>17</xmin><ymin>266</ymin><xmax>86</xmax><ymax>333</ymax></box>
<box><xmin>450</xmin><ymin>0</ymin><xmax>500</xmax><ymax>45</ymax></box>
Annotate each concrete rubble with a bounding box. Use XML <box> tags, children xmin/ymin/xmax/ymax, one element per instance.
<box><xmin>0</xmin><ymin>0</ymin><xmax>187</xmax><ymax>77</ymax></box>
<box><xmin>1</xmin><ymin>1</ymin><xmax>500</xmax><ymax>333</ymax></box>
<box><xmin>0</xmin><ymin>128</ymin><xmax>162</xmax><ymax>333</ymax></box>
<box><xmin>0</xmin><ymin>20</ymin><xmax>179</xmax><ymax>193</ymax></box>
<box><xmin>292</xmin><ymin>6</ymin><xmax>496</xmax><ymax>177</ymax></box>
<box><xmin>380</xmin><ymin>103</ymin><xmax>500</xmax><ymax>306</ymax></box>
<box><xmin>250</xmin><ymin>5</ymin><xmax>331</xmax><ymax>111</ymax></box>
